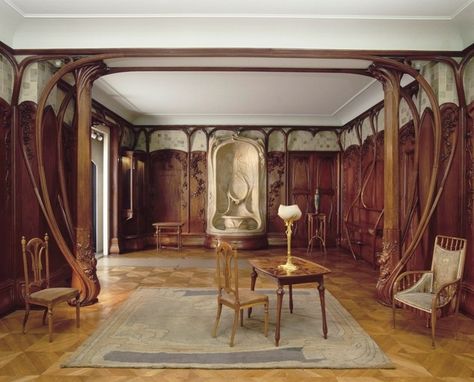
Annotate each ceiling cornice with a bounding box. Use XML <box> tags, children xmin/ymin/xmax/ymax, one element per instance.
<box><xmin>8</xmin><ymin>46</ymin><xmax>468</xmax><ymax>57</ymax></box>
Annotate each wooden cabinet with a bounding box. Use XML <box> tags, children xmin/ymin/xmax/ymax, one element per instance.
<box><xmin>120</xmin><ymin>150</ymin><xmax>148</xmax><ymax>250</ymax></box>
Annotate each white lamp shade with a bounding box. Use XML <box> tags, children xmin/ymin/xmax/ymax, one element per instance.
<box><xmin>277</xmin><ymin>204</ymin><xmax>302</xmax><ymax>222</ymax></box>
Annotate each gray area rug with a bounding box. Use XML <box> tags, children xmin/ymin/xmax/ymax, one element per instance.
<box><xmin>63</xmin><ymin>287</ymin><xmax>393</xmax><ymax>369</ymax></box>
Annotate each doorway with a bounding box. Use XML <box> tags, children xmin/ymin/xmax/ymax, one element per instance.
<box><xmin>91</xmin><ymin>125</ymin><xmax>110</xmax><ymax>257</ymax></box>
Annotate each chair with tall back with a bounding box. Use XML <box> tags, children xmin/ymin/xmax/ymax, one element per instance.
<box><xmin>392</xmin><ymin>235</ymin><xmax>467</xmax><ymax>347</ymax></box>
<box><xmin>212</xmin><ymin>240</ymin><xmax>269</xmax><ymax>347</ymax></box>
<box><xmin>21</xmin><ymin>234</ymin><xmax>81</xmax><ymax>342</ymax></box>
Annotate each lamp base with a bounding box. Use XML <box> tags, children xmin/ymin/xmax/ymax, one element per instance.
<box><xmin>278</xmin><ymin>258</ymin><xmax>298</xmax><ymax>272</ymax></box>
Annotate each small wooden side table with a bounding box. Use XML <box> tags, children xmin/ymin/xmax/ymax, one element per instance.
<box><xmin>248</xmin><ymin>256</ymin><xmax>331</xmax><ymax>346</ymax></box>
<box><xmin>152</xmin><ymin>222</ymin><xmax>184</xmax><ymax>250</ymax></box>
<box><xmin>307</xmin><ymin>213</ymin><xmax>327</xmax><ymax>255</ymax></box>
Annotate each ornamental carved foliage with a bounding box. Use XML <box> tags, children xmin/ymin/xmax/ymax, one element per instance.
<box><xmin>378</xmin><ymin>238</ymin><xmax>400</xmax><ymax>284</ymax></box>
<box><xmin>19</xmin><ymin>102</ymin><xmax>37</xmax><ymax>161</ymax></box>
<box><xmin>399</xmin><ymin>122</ymin><xmax>415</xmax><ymax>147</ymax></box>
<box><xmin>267</xmin><ymin>152</ymin><xmax>285</xmax><ymax>211</ymax></box>
<box><xmin>75</xmin><ymin>227</ymin><xmax>99</xmax><ymax>286</ymax></box>
<box><xmin>190</xmin><ymin>151</ymin><xmax>207</xmax><ymax>228</ymax></box>
<box><xmin>0</xmin><ymin>101</ymin><xmax>12</xmax><ymax>206</ymax></box>
<box><xmin>190</xmin><ymin>152</ymin><xmax>206</xmax><ymax>198</ymax></box>
<box><xmin>440</xmin><ymin>104</ymin><xmax>459</xmax><ymax>164</ymax></box>
<box><xmin>467</xmin><ymin>104</ymin><xmax>474</xmax><ymax>227</ymax></box>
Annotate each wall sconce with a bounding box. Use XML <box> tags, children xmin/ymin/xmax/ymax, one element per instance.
<box><xmin>91</xmin><ymin>130</ymin><xmax>104</xmax><ymax>141</ymax></box>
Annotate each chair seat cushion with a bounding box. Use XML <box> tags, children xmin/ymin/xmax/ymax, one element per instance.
<box><xmin>221</xmin><ymin>289</ymin><xmax>268</xmax><ymax>306</ymax></box>
<box><xmin>29</xmin><ymin>287</ymin><xmax>79</xmax><ymax>305</ymax></box>
<box><xmin>394</xmin><ymin>291</ymin><xmax>446</xmax><ymax>313</ymax></box>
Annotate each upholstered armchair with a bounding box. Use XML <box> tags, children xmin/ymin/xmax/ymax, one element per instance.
<box><xmin>392</xmin><ymin>235</ymin><xmax>467</xmax><ymax>347</ymax></box>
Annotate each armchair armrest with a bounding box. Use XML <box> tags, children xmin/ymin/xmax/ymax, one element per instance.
<box><xmin>393</xmin><ymin>270</ymin><xmax>432</xmax><ymax>297</ymax></box>
<box><xmin>432</xmin><ymin>278</ymin><xmax>461</xmax><ymax>309</ymax></box>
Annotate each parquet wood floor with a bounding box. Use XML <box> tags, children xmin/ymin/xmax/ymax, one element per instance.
<box><xmin>0</xmin><ymin>247</ymin><xmax>473</xmax><ymax>381</ymax></box>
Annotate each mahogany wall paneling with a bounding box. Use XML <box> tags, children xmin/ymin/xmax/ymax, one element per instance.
<box><xmin>416</xmin><ymin>110</ymin><xmax>436</xmax><ymax>270</ymax></box>
<box><xmin>41</xmin><ymin>106</ymin><xmax>70</xmax><ymax>277</ymax></box>
<box><xmin>189</xmin><ymin>151</ymin><xmax>207</xmax><ymax>233</ymax></box>
<box><xmin>342</xmin><ymin>133</ymin><xmax>384</xmax><ymax>266</ymax></box>
<box><xmin>0</xmin><ymin>98</ymin><xmax>13</xmax><ymax>315</ymax></box>
<box><xmin>399</xmin><ymin>123</ymin><xmax>423</xmax><ymax>270</ymax></box>
<box><xmin>267</xmin><ymin>151</ymin><xmax>286</xmax><ymax>235</ymax></box>
<box><xmin>353</xmin><ymin>137</ymin><xmax>383</xmax><ymax>264</ymax></box>
<box><xmin>462</xmin><ymin>101</ymin><xmax>474</xmax><ymax>317</ymax></box>
<box><xmin>314</xmin><ymin>152</ymin><xmax>339</xmax><ymax>246</ymax></box>
<box><xmin>288</xmin><ymin>151</ymin><xmax>339</xmax><ymax>247</ymax></box>
<box><xmin>341</xmin><ymin>146</ymin><xmax>361</xmax><ymax>254</ymax></box>
<box><xmin>288</xmin><ymin>152</ymin><xmax>312</xmax><ymax>246</ymax></box>
<box><xmin>149</xmin><ymin>150</ymin><xmax>188</xmax><ymax>240</ymax></box>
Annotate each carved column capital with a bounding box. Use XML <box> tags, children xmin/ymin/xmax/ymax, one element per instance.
<box><xmin>74</xmin><ymin>62</ymin><xmax>108</xmax><ymax>99</ymax></box>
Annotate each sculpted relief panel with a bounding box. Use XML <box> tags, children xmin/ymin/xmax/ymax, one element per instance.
<box><xmin>207</xmin><ymin>134</ymin><xmax>266</xmax><ymax>236</ymax></box>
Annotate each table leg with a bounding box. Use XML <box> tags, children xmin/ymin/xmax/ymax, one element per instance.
<box><xmin>317</xmin><ymin>278</ymin><xmax>328</xmax><ymax>339</ymax></box>
<box><xmin>177</xmin><ymin>226</ymin><xmax>182</xmax><ymax>250</ymax></box>
<box><xmin>158</xmin><ymin>228</ymin><xmax>162</xmax><ymax>250</ymax></box>
<box><xmin>289</xmin><ymin>284</ymin><xmax>293</xmax><ymax>313</ymax></box>
<box><xmin>248</xmin><ymin>268</ymin><xmax>258</xmax><ymax>318</ymax></box>
<box><xmin>155</xmin><ymin>227</ymin><xmax>159</xmax><ymax>252</ymax></box>
<box><xmin>275</xmin><ymin>284</ymin><xmax>285</xmax><ymax>346</ymax></box>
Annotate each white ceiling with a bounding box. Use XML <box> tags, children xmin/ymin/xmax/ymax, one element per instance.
<box><xmin>92</xmin><ymin>57</ymin><xmax>379</xmax><ymax>126</ymax></box>
<box><xmin>1</xmin><ymin>0</ymin><xmax>473</xmax><ymax>126</ymax></box>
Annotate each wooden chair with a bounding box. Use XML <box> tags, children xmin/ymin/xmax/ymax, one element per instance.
<box><xmin>392</xmin><ymin>235</ymin><xmax>467</xmax><ymax>347</ymax></box>
<box><xmin>21</xmin><ymin>234</ymin><xmax>80</xmax><ymax>342</ymax></box>
<box><xmin>212</xmin><ymin>241</ymin><xmax>269</xmax><ymax>346</ymax></box>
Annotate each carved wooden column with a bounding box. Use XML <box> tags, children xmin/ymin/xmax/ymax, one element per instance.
<box><xmin>372</xmin><ymin>66</ymin><xmax>402</xmax><ymax>305</ymax></box>
<box><xmin>73</xmin><ymin>64</ymin><xmax>105</xmax><ymax>302</ymax></box>
<box><xmin>109</xmin><ymin>124</ymin><xmax>121</xmax><ymax>254</ymax></box>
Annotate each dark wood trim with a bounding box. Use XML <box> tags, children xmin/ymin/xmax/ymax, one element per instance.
<box><xmin>141</xmin><ymin>125</ymin><xmax>341</xmax><ymax>131</ymax></box>
<box><xmin>107</xmin><ymin>67</ymin><xmax>370</xmax><ymax>75</ymax></box>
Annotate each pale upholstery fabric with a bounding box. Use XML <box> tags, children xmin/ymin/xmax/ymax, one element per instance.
<box><xmin>432</xmin><ymin>247</ymin><xmax>462</xmax><ymax>292</ymax></box>
<box><xmin>392</xmin><ymin>235</ymin><xmax>467</xmax><ymax>347</ymax></box>
<box><xmin>395</xmin><ymin>292</ymin><xmax>447</xmax><ymax>313</ymax></box>
<box><xmin>30</xmin><ymin>287</ymin><xmax>79</xmax><ymax>305</ymax></box>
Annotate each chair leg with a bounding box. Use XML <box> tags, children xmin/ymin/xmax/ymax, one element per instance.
<box><xmin>47</xmin><ymin>305</ymin><xmax>53</xmax><ymax>342</ymax></box>
<box><xmin>76</xmin><ymin>296</ymin><xmax>80</xmax><ymax>328</ymax></box>
<box><xmin>263</xmin><ymin>302</ymin><xmax>269</xmax><ymax>337</ymax></box>
<box><xmin>431</xmin><ymin>312</ymin><xmax>436</xmax><ymax>348</ymax></box>
<box><xmin>22</xmin><ymin>303</ymin><xmax>30</xmax><ymax>334</ymax></box>
<box><xmin>240</xmin><ymin>309</ymin><xmax>244</xmax><ymax>327</ymax></box>
<box><xmin>392</xmin><ymin>298</ymin><xmax>396</xmax><ymax>328</ymax></box>
<box><xmin>212</xmin><ymin>302</ymin><xmax>223</xmax><ymax>338</ymax></box>
<box><xmin>42</xmin><ymin>307</ymin><xmax>48</xmax><ymax>325</ymax></box>
<box><xmin>230</xmin><ymin>308</ymin><xmax>239</xmax><ymax>347</ymax></box>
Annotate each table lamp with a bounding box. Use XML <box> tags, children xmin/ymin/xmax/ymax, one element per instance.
<box><xmin>277</xmin><ymin>204</ymin><xmax>302</xmax><ymax>272</ymax></box>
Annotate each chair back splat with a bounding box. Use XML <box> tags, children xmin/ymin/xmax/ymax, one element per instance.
<box><xmin>21</xmin><ymin>234</ymin><xmax>81</xmax><ymax>342</ymax></box>
<box><xmin>213</xmin><ymin>240</ymin><xmax>269</xmax><ymax>347</ymax></box>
